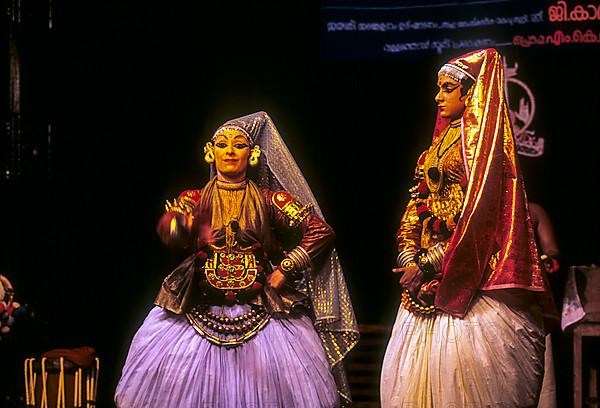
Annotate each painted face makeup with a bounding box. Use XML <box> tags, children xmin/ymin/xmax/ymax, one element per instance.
<box><xmin>435</xmin><ymin>75</ymin><xmax>467</xmax><ymax>120</ymax></box>
<box><xmin>213</xmin><ymin>128</ymin><xmax>251</xmax><ymax>183</ymax></box>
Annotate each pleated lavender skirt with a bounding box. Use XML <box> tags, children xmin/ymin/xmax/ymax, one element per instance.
<box><xmin>114</xmin><ymin>305</ymin><xmax>340</xmax><ymax>408</ymax></box>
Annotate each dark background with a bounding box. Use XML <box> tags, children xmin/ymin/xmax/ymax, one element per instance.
<box><xmin>2</xmin><ymin>0</ymin><xmax>599</xmax><ymax>407</ymax></box>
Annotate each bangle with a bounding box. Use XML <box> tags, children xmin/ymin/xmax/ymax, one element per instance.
<box><xmin>397</xmin><ymin>249</ymin><xmax>417</xmax><ymax>268</ymax></box>
<box><xmin>279</xmin><ymin>257</ymin><xmax>295</xmax><ymax>275</ymax></box>
<box><xmin>287</xmin><ymin>246</ymin><xmax>311</xmax><ymax>270</ymax></box>
<box><xmin>426</xmin><ymin>243</ymin><xmax>445</xmax><ymax>271</ymax></box>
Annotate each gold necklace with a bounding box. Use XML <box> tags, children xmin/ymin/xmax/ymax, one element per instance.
<box><xmin>216</xmin><ymin>179</ymin><xmax>247</xmax><ymax>191</ymax></box>
<box><xmin>216</xmin><ymin>186</ymin><xmax>247</xmax><ymax>252</ymax></box>
<box><xmin>424</xmin><ymin>125</ymin><xmax>460</xmax><ymax>194</ymax></box>
<box><xmin>437</xmin><ymin>126</ymin><xmax>461</xmax><ymax>159</ymax></box>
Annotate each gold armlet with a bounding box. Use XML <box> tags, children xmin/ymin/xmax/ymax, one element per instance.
<box><xmin>271</xmin><ymin>191</ymin><xmax>314</xmax><ymax>227</ymax></box>
<box><xmin>409</xmin><ymin>184</ymin><xmax>420</xmax><ymax>199</ymax></box>
<box><xmin>283</xmin><ymin>202</ymin><xmax>313</xmax><ymax>227</ymax></box>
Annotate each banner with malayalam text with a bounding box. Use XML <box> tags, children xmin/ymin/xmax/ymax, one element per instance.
<box><xmin>321</xmin><ymin>0</ymin><xmax>600</xmax><ymax>59</ymax></box>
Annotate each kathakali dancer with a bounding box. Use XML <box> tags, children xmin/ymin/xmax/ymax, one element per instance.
<box><xmin>381</xmin><ymin>48</ymin><xmax>558</xmax><ymax>408</ymax></box>
<box><xmin>115</xmin><ymin>111</ymin><xmax>358</xmax><ymax>408</ymax></box>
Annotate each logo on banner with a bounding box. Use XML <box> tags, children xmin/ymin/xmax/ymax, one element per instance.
<box><xmin>504</xmin><ymin>57</ymin><xmax>544</xmax><ymax>157</ymax></box>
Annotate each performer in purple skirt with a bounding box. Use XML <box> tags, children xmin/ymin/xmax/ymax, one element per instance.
<box><xmin>114</xmin><ymin>111</ymin><xmax>358</xmax><ymax>408</ymax></box>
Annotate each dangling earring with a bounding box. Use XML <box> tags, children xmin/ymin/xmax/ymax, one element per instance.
<box><xmin>204</xmin><ymin>142</ymin><xmax>215</xmax><ymax>164</ymax></box>
<box><xmin>249</xmin><ymin>145</ymin><xmax>261</xmax><ymax>167</ymax></box>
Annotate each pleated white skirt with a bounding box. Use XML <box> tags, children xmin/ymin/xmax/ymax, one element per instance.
<box><xmin>381</xmin><ymin>292</ymin><xmax>545</xmax><ymax>408</ymax></box>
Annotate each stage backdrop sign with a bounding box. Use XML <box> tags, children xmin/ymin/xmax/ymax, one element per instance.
<box><xmin>321</xmin><ymin>0</ymin><xmax>600</xmax><ymax>59</ymax></box>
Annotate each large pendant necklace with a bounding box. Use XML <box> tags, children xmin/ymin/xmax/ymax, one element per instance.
<box><xmin>424</xmin><ymin>120</ymin><xmax>461</xmax><ymax>194</ymax></box>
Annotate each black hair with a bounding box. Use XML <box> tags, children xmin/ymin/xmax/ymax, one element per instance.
<box><xmin>460</xmin><ymin>77</ymin><xmax>475</xmax><ymax>96</ymax></box>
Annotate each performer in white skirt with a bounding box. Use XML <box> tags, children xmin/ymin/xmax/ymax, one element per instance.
<box><xmin>381</xmin><ymin>48</ymin><xmax>558</xmax><ymax>408</ymax></box>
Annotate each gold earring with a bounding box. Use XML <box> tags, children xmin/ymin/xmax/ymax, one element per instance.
<box><xmin>249</xmin><ymin>145</ymin><xmax>261</xmax><ymax>167</ymax></box>
<box><xmin>204</xmin><ymin>142</ymin><xmax>215</xmax><ymax>164</ymax></box>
